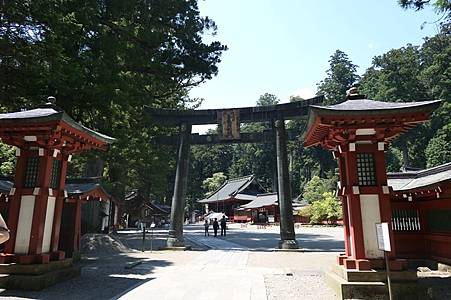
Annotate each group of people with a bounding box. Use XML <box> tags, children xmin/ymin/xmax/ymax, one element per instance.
<box><xmin>204</xmin><ymin>215</ymin><xmax>227</xmax><ymax>237</ymax></box>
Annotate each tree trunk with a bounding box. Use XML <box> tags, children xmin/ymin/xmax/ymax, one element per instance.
<box><xmin>402</xmin><ymin>145</ymin><xmax>410</xmax><ymax>169</ymax></box>
<box><xmin>85</xmin><ymin>156</ymin><xmax>105</xmax><ymax>177</ymax></box>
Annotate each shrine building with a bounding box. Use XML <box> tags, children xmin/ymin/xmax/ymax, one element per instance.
<box><xmin>197</xmin><ymin>175</ymin><xmax>266</xmax><ymax>220</ymax></box>
<box><xmin>303</xmin><ymin>90</ymin><xmax>441</xmax><ymax>270</ymax></box>
<box><xmin>0</xmin><ymin>102</ymin><xmax>114</xmax><ymax>289</ymax></box>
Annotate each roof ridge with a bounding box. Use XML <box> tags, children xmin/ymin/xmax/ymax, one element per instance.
<box><xmin>257</xmin><ymin>192</ymin><xmax>277</xmax><ymax>196</ymax></box>
<box><xmin>226</xmin><ymin>174</ymin><xmax>254</xmax><ymax>182</ymax></box>
<box><xmin>414</xmin><ymin>162</ymin><xmax>451</xmax><ymax>178</ymax></box>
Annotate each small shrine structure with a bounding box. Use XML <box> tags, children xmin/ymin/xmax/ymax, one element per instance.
<box><xmin>303</xmin><ymin>88</ymin><xmax>441</xmax><ymax>298</ymax></box>
<box><xmin>0</xmin><ymin>101</ymin><xmax>114</xmax><ymax>289</ymax></box>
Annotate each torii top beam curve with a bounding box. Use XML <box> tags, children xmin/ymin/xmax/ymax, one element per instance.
<box><xmin>144</xmin><ymin>96</ymin><xmax>324</xmax><ymax>126</ymax></box>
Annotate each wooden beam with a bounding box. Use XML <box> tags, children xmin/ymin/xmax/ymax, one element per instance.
<box><xmin>145</xmin><ymin>96</ymin><xmax>323</xmax><ymax>125</ymax></box>
<box><xmin>152</xmin><ymin>129</ymin><xmax>301</xmax><ymax>145</ymax></box>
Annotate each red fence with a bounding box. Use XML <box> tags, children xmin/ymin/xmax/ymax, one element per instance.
<box><xmin>391</xmin><ymin>199</ymin><xmax>451</xmax><ymax>264</ymax></box>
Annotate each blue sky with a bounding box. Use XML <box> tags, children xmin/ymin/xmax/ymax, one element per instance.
<box><xmin>190</xmin><ymin>0</ymin><xmax>440</xmax><ymax>132</ymax></box>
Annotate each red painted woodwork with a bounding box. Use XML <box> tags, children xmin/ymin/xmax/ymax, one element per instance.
<box><xmin>50</xmin><ymin>155</ymin><xmax>69</xmax><ymax>253</ymax></box>
<box><xmin>28</xmin><ymin>151</ymin><xmax>52</xmax><ymax>254</ymax></box>
<box><xmin>0</xmin><ymin>105</ymin><xmax>112</xmax><ymax>264</ymax></box>
<box><xmin>303</xmin><ymin>97</ymin><xmax>440</xmax><ymax>265</ymax></box>
<box><xmin>391</xmin><ymin>192</ymin><xmax>451</xmax><ymax>263</ymax></box>
<box><xmin>4</xmin><ymin>151</ymin><xmax>29</xmax><ymax>253</ymax></box>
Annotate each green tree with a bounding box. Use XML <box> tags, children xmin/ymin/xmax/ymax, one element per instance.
<box><xmin>256</xmin><ymin>93</ymin><xmax>279</xmax><ymax>106</ymax></box>
<box><xmin>316</xmin><ymin>50</ymin><xmax>360</xmax><ymax>105</ymax></box>
<box><xmin>426</xmin><ymin>123</ymin><xmax>451</xmax><ymax>167</ymax></box>
<box><xmin>228</xmin><ymin>93</ymin><xmax>280</xmax><ymax>191</ymax></box>
<box><xmin>359</xmin><ymin>44</ymin><xmax>431</xmax><ymax>168</ymax></box>
<box><xmin>310</xmin><ymin>192</ymin><xmax>342</xmax><ymax>224</ymax></box>
<box><xmin>202</xmin><ymin>172</ymin><xmax>227</xmax><ymax>196</ymax></box>
<box><xmin>0</xmin><ymin>142</ymin><xmax>15</xmax><ymax>176</ymax></box>
<box><xmin>398</xmin><ymin>0</ymin><xmax>451</xmax><ymax>29</ymax></box>
<box><xmin>1</xmin><ymin>0</ymin><xmax>227</xmax><ymax>202</ymax></box>
<box><xmin>303</xmin><ymin>174</ymin><xmax>337</xmax><ymax>204</ymax></box>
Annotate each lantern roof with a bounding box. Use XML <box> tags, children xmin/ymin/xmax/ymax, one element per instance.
<box><xmin>0</xmin><ymin>104</ymin><xmax>115</xmax><ymax>152</ymax></box>
<box><xmin>303</xmin><ymin>98</ymin><xmax>441</xmax><ymax>148</ymax></box>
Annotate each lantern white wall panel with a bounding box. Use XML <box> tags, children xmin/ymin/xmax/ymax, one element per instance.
<box><xmin>15</xmin><ymin>195</ymin><xmax>35</xmax><ymax>254</ymax></box>
<box><xmin>42</xmin><ymin>196</ymin><xmax>56</xmax><ymax>253</ymax></box>
<box><xmin>360</xmin><ymin>194</ymin><xmax>384</xmax><ymax>258</ymax></box>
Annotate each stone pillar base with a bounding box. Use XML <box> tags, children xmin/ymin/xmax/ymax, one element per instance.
<box><xmin>278</xmin><ymin>239</ymin><xmax>299</xmax><ymax>249</ymax></box>
<box><xmin>166</xmin><ymin>236</ymin><xmax>186</xmax><ymax>248</ymax></box>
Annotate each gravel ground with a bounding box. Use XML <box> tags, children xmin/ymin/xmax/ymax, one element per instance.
<box><xmin>265</xmin><ymin>271</ymin><xmax>339</xmax><ymax>300</ymax></box>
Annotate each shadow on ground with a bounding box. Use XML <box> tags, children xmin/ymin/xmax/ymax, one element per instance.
<box><xmin>116</xmin><ymin>229</ymin><xmax>206</xmax><ymax>251</ymax></box>
<box><xmin>0</xmin><ymin>244</ymin><xmax>173</xmax><ymax>300</ymax></box>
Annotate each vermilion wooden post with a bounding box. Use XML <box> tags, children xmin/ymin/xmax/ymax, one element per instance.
<box><xmin>28</xmin><ymin>150</ymin><xmax>52</xmax><ymax>255</ymax></box>
<box><xmin>4</xmin><ymin>150</ymin><xmax>28</xmax><ymax>254</ymax></box>
<box><xmin>50</xmin><ymin>155</ymin><xmax>69</xmax><ymax>254</ymax></box>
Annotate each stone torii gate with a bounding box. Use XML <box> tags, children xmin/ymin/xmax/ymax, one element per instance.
<box><xmin>145</xmin><ymin>96</ymin><xmax>323</xmax><ymax>249</ymax></box>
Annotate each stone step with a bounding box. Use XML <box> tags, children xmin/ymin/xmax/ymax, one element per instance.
<box><xmin>0</xmin><ymin>258</ymin><xmax>74</xmax><ymax>275</ymax></box>
<box><xmin>0</xmin><ymin>264</ymin><xmax>80</xmax><ymax>290</ymax></box>
<box><xmin>325</xmin><ymin>270</ymin><xmax>431</xmax><ymax>300</ymax></box>
<box><xmin>331</xmin><ymin>264</ymin><xmax>418</xmax><ymax>282</ymax></box>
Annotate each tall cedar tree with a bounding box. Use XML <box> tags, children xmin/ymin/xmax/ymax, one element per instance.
<box><xmin>0</xmin><ymin>0</ymin><xmax>227</xmax><ymax>201</ymax></box>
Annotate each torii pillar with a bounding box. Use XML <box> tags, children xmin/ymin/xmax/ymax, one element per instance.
<box><xmin>166</xmin><ymin>123</ymin><xmax>192</xmax><ymax>249</ymax></box>
<box><xmin>0</xmin><ymin>102</ymin><xmax>114</xmax><ymax>265</ymax></box>
<box><xmin>303</xmin><ymin>90</ymin><xmax>440</xmax><ymax>270</ymax></box>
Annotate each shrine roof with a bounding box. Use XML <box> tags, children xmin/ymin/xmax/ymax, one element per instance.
<box><xmin>0</xmin><ymin>176</ymin><xmax>111</xmax><ymax>199</ymax></box>
<box><xmin>197</xmin><ymin>175</ymin><xmax>257</xmax><ymax>203</ymax></box>
<box><xmin>0</xmin><ymin>105</ymin><xmax>115</xmax><ymax>145</ymax></box>
<box><xmin>143</xmin><ymin>202</ymin><xmax>170</xmax><ymax>216</ymax></box>
<box><xmin>387</xmin><ymin>162</ymin><xmax>451</xmax><ymax>191</ymax></box>
<box><xmin>65</xmin><ymin>182</ymin><xmax>110</xmax><ymax>199</ymax></box>
<box><xmin>241</xmin><ymin>193</ymin><xmax>278</xmax><ymax>209</ymax></box>
<box><xmin>310</xmin><ymin>99</ymin><xmax>440</xmax><ymax>112</ymax></box>
<box><xmin>304</xmin><ymin>98</ymin><xmax>441</xmax><ymax>148</ymax></box>
<box><xmin>0</xmin><ymin>178</ymin><xmax>13</xmax><ymax>195</ymax></box>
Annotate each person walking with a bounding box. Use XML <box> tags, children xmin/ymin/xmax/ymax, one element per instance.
<box><xmin>204</xmin><ymin>219</ymin><xmax>209</xmax><ymax>236</ymax></box>
<box><xmin>220</xmin><ymin>215</ymin><xmax>227</xmax><ymax>236</ymax></box>
<box><xmin>213</xmin><ymin>218</ymin><xmax>219</xmax><ymax>237</ymax></box>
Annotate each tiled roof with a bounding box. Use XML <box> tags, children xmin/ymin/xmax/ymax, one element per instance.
<box><xmin>197</xmin><ymin>175</ymin><xmax>256</xmax><ymax>203</ymax></box>
<box><xmin>65</xmin><ymin>182</ymin><xmax>110</xmax><ymax>198</ymax></box>
<box><xmin>241</xmin><ymin>193</ymin><xmax>278</xmax><ymax>209</ymax></box>
<box><xmin>387</xmin><ymin>162</ymin><xmax>451</xmax><ymax>191</ymax></box>
<box><xmin>0</xmin><ymin>177</ymin><xmax>110</xmax><ymax>198</ymax></box>
<box><xmin>310</xmin><ymin>99</ymin><xmax>441</xmax><ymax>112</ymax></box>
<box><xmin>0</xmin><ymin>179</ymin><xmax>12</xmax><ymax>194</ymax></box>
<box><xmin>0</xmin><ymin>105</ymin><xmax>115</xmax><ymax>144</ymax></box>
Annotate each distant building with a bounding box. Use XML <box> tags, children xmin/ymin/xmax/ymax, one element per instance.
<box><xmin>235</xmin><ymin>193</ymin><xmax>309</xmax><ymax>224</ymax></box>
<box><xmin>122</xmin><ymin>190</ymin><xmax>170</xmax><ymax>228</ymax></box>
<box><xmin>197</xmin><ymin>175</ymin><xmax>266</xmax><ymax>221</ymax></box>
<box><xmin>388</xmin><ymin>162</ymin><xmax>451</xmax><ymax>263</ymax></box>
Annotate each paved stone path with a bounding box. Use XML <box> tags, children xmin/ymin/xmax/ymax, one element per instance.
<box><xmin>116</xmin><ymin>234</ymin><xmax>267</xmax><ymax>300</ymax></box>
<box><xmin>0</xmin><ymin>225</ymin><xmax>341</xmax><ymax>300</ymax></box>
<box><xmin>115</xmin><ymin>225</ymin><xmax>339</xmax><ymax>300</ymax></box>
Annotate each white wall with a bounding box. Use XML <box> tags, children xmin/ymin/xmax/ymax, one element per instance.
<box><xmin>360</xmin><ymin>194</ymin><xmax>384</xmax><ymax>258</ymax></box>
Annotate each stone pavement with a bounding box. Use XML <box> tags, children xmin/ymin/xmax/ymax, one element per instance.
<box><xmin>115</xmin><ymin>233</ymin><xmax>267</xmax><ymax>300</ymax></box>
<box><xmin>0</xmin><ymin>225</ymin><xmax>341</xmax><ymax>300</ymax></box>
<box><xmin>115</xmin><ymin>225</ymin><xmax>339</xmax><ymax>300</ymax></box>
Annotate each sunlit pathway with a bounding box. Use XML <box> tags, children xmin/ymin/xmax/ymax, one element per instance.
<box><xmin>116</xmin><ymin>235</ymin><xmax>267</xmax><ymax>300</ymax></box>
<box><xmin>114</xmin><ymin>225</ymin><xmax>340</xmax><ymax>300</ymax></box>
